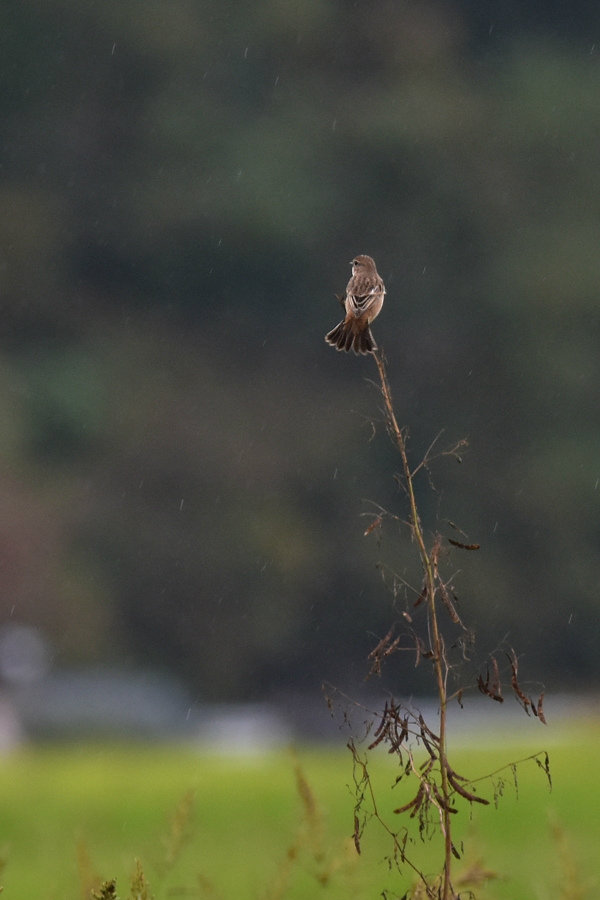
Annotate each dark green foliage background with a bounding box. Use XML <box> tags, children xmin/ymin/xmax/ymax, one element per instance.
<box><xmin>1</xmin><ymin>0</ymin><xmax>599</xmax><ymax>698</ymax></box>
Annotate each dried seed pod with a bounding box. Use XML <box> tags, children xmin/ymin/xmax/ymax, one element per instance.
<box><xmin>537</xmin><ymin>692</ymin><xmax>547</xmax><ymax>725</ymax></box>
<box><xmin>363</xmin><ymin>515</ymin><xmax>382</xmax><ymax>536</ymax></box>
<box><xmin>440</xmin><ymin>582</ymin><xmax>464</xmax><ymax>626</ymax></box>
<box><xmin>432</xmin><ymin>783</ymin><xmax>458</xmax><ymax>814</ymax></box>
<box><xmin>448</xmin><ymin>771</ymin><xmax>490</xmax><ymax>806</ymax></box>
<box><xmin>393</xmin><ymin>783</ymin><xmax>425</xmax><ymax>816</ymax></box>
<box><xmin>353</xmin><ymin>814</ymin><xmax>361</xmax><ymax>854</ymax></box>
<box><xmin>447</xmin><ymin>538</ymin><xmax>480</xmax><ymax>550</ymax></box>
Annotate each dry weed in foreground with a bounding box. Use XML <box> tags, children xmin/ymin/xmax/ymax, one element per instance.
<box><xmin>261</xmin><ymin>754</ymin><xmax>359</xmax><ymax>900</ymax></box>
<box><xmin>157</xmin><ymin>787</ymin><xmax>195</xmax><ymax>877</ymax></box>
<box><xmin>327</xmin><ymin>349</ymin><xmax>551</xmax><ymax>900</ymax></box>
<box><xmin>77</xmin><ymin>838</ymin><xmax>101</xmax><ymax>900</ymax></box>
<box><xmin>90</xmin><ymin>861</ymin><xmax>153</xmax><ymax>900</ymax></box>
<box><xmin>550</xmin><ymin>815</ymin><xmax>595</xmax><ymax>900</ymax></box>
<box><xmin>85</xmin><ymin>761</ymin><xmax>357</xmax><ymax>900</ymax></box>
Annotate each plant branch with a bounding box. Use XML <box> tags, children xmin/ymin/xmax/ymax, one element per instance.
<box><xmin>373</xmin><ymin>350</ymin><xmax>454</xmax><ymax>900</ymax></box>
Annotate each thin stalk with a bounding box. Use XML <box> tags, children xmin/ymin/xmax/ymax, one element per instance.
<box><xmin>373</xmin><ymin>351</ymin><xmax>454</xmax><ymax>900</ymax></box>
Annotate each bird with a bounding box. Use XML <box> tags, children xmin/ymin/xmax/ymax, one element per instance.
<box><xmin>325</xmin><ymin>255</ymin><xmax>385</xmax><ymax>355</ymax></box>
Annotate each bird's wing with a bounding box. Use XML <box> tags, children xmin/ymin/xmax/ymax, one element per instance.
<box><xmin>346</xmin><ymin>284</ymin><xmax>385</xmax><ymax>317</ymax></box>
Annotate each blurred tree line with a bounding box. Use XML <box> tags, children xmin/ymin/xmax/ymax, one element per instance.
<box><xmin>1</xmin><ymin>0</ymin><xmax>600</xmax><ymax>700</ymax></box>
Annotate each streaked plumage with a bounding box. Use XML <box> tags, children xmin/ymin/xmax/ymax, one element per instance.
<box><xmin>325</xmin><ymin>255</ymin><xmax>385</xmax><ymax>355</ymax></box>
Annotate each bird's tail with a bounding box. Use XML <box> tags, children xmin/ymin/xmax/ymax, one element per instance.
<box><xmin>355</xmin><ymin>326</ymin><xmax>377</xmax><ymax>354</ymax></box>
<box><xmin>325</xmin><ymin>321</ymin><xmax>377</xmax><ymax>355</ymax></box>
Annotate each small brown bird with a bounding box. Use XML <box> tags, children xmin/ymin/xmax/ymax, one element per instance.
<box><xmin>325</xmin><ymin>255</ymin><xmax>385</xmax><ymax>355</ymax></box>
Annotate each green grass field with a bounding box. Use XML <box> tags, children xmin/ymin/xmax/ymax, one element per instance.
<box><xmin>0</xmin><ymin>719</ymin><xmax>597</xmax><ymax>900</ymax></box>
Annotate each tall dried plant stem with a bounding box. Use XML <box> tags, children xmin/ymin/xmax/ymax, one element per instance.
<box><xmin>373</xmin><ymin>351</ymin><xmax>454</xmax><ymax>900</ymax></box>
